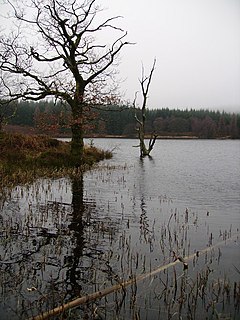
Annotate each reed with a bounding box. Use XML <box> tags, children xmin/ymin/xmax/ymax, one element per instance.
<box><xmin>0</xmin><ymin>132</ymin><xmax>112</xmax><ymax>189</ymax></box>
<box><xmin>0</xmin><ymin>148</ymin><xmax>239</xmax><ymax>320</ymax></box>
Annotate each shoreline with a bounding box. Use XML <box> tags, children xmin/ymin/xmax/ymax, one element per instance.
<box><xmin>3</xmin><ymin>125</ymin><xmax>237</xmax><ymax>140</ymax></box>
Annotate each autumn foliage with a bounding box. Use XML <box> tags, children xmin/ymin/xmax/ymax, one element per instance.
<box><xmin>4</xmin><ymin>100</ymin><xmax>239</xmax><ymax>139</ymax></box>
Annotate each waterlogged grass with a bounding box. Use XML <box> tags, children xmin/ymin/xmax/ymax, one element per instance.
<box><xmin>0</xmin><ymin>136</ymin><xmax>239</xmax><ymax>319</ymax></box>
<box><xmin>0</xmin><ymin>162</ymin><xmax>239</xmax><ymax>320</ymax></box>
<box><xmin>0</xmin><ymin>132</ymin><xmax>112</xmax><ymax>188</ymax></box>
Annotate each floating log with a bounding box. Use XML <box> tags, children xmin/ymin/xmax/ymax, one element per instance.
<box><xmin>30</xmin><ymin>234</ymin><xmax>238</xmax><ymax>320</ymax></box>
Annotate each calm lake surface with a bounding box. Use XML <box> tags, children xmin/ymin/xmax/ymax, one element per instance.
<box><xmin>0</xmin><ymin>139</ymin><xmax>240</xmax><ymax>319</ymax></box>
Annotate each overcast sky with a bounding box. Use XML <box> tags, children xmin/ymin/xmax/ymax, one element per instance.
<box><xmin>0</xmin><ymin>0</ymin><xmax>239</xmax><ymax>112</ymax></box>
<box><xmin>101</xmin><ymin>0</ymin><xmax>240</xmax><ymax>112</ymax></box>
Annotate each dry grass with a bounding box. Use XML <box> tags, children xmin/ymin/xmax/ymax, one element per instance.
<box><xmin>0</xmin><ymin>132</ymin><xmax>112</xmax><ymax>188</ymax></box>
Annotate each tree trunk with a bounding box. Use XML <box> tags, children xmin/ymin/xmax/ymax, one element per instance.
<box><xmin>138</xmin><ymin>125</ymin><xmax>149</xmax><ymax>157</ymax></box>
<box><xmin>138</xmin><ymin>129</ymin><xmax>157</xmax><ymax>157</ymax></box>
<box><xmin>71</xmin><ymin>120</ymin><xmax>84</xmax><ymax>165</ymax></box>
<box><xmin>134</xmin><ymin>59</ymin><xmax>157</xmax><ymax>158</ymax></box>
<box><xmin>70</xmin><ymin>87</ymin><xmax>85</xmax><ymax>165</ymax></box>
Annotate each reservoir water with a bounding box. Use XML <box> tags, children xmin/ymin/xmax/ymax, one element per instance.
<box><xmin>0</xmin><ymin>139</ymin><xmax>239</xmax><ymax>319</ymax></box>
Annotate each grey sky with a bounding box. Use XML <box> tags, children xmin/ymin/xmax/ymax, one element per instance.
<box><xmin>101</xmin><ymin>0</ymin><xmax>240</xmax><ymax>112</ymax></box>
<box><xmin>0</xmin><ymin>0</ymin><xmax>239</xmax><ymax>112</ymax></box>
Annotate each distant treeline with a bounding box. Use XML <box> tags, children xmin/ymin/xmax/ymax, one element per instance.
<box><xmin>3</xmin><ymin>100</ymin><xmax>240</xmax><ymax>138</ymax></box>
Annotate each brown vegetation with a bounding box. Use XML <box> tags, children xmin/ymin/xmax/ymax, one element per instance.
<box><xmin>0</xmin><ymin>0</ymin><xmax>130</xmax><ymax>164</ymax></box>
<box><xmin>0</xmin><ymin>132</ymin><xmax>112</xmax><ymax>188</ymax></box>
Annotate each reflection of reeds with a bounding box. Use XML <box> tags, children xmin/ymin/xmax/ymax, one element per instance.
<box><xmin>0</xmin><ymin>167</ymin><xmax>239</xmax><ymax>320</ymax></box>
<box><xmin>28</xmin><ymin>233</ymin><xmax>239</xmax><ymax>319</ymax></box>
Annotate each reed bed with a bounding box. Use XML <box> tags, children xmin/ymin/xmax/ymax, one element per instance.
<box><xmin>0</xmin><ymin>158</ymin><xmax>239</xmax><ymax>319</ymax></box>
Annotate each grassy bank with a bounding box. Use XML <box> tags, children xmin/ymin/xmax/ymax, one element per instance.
<box><xmin>0</xmin><ymin>132</ymin><xmax>112</xmax><ymax>188</ymax></box>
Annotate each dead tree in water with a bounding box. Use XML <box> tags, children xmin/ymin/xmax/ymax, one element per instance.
<box><xmin>134</xmin><ymin>59</ymin><xmax>157</xmax><ymax>157</ymax></box>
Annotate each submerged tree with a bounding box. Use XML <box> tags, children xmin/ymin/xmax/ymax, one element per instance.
<box><xmin>134</xmin><ymin>59</ymin><xmax>157</xmax><ymax>157</ymax></box>
<box><xmin>0</xmin><ymin>0</ymin><xmax>130</xmax><ymax>164</ymax></box>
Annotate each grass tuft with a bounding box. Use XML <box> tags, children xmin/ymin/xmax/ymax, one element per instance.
<box><xmin>0</xmin><ymin>132</ymin><xmax>112</xmax><ymax>188</ymax></box>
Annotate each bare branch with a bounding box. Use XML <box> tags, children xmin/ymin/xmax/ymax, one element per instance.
<box><xmin>134</xmin><ymin>59</ymin><xmax>157</xmax><ymax>157</ymax></box>
<box><xmin>139</xmin><ymin>58</ymin><xmax>156</xmax><ymax>111</ymax></box>
<box><xmin>0</xmin><ymin>0</ymin><xmax>132</xmax><ymax>162</ymax></box>
<box><xmin>85</xmin><ymin>32</ymin><xmax>132</xmax><ymax>85</ymax></box>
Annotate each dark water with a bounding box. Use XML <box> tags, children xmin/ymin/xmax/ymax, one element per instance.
<box><xmin>0</xmin><ymin>139</ymin><xmax>239</xmax><ymax>319</ymax></box>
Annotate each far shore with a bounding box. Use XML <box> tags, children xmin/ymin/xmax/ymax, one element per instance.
<box><xmin>3</xmin><ymin>124</ymin><xmax>236</xmax><ymax>140</ymax></box>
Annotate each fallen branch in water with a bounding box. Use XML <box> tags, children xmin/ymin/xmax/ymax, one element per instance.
<box><xmin>30</xmin><ymin>234</ymin><xmax>238</xmax><ymax>320</ymax></box>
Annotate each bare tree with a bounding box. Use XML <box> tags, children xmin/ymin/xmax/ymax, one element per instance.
<box><xmin>0</xmin><ymin>0</ymin><xmax>130</xmax><ymax>164</ymax></box>
<box><xmin>134</xmin><ymin>59</ymin><xmax>157</xmax><ymax>157</ymax></box>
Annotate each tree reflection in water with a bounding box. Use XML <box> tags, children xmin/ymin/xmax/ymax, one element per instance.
<box><xmin>67</xmin><ymin>176</ymin><xmax>85</xmax><ymax>297</ymax></box>
<box><xmin>2</xmin><ymin>151</ymin><xmax>238</xmax><ymax>319</ymax></box>
<box><xmin>0</xmin><ymin>175</ymin><xmax>106</xmax><ymax>319</ymax></box>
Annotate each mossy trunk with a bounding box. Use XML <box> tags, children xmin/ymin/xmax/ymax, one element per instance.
<box><xmin>137</xmin><ymin>123</ymin><xmax>157</xmax><ymax>158</ymax></box>
<box><xmin>70</xmin><ymin>88</ymin><xmax>85</xmax><ymax>165</ymax></box>
<box><xmin>71</xmin><ymin>121</ymin><xmax>84</xmax><ymax>165</ymax></box>
<box><xmin>139</xmin><ymin>127</ymin><xmax>149</xmax><ymax>157</ymax></box>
